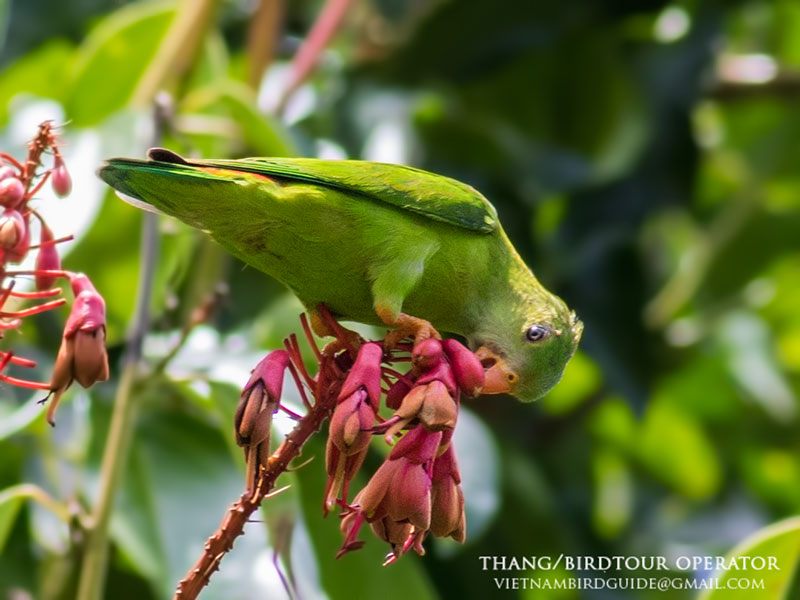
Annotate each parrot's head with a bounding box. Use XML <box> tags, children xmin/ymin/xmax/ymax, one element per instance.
<box><xmin>473</xmin><ymin>291</ymin><xmax>583</xmax><ymax>402</ymax></box>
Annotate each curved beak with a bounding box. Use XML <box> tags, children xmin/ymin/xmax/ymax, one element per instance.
<box><xmin>475</xmin><ymin>346</ymin><xmax>517</xmax><ymax>395</ymax></box>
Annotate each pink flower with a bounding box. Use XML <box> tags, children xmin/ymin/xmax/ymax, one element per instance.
<box><xmin>0</xmin><ymin>176</ymin><xmax>24</xmax><ymax>208</ymax></box>
<box><xmin>384</xmin><ymin>380</ymin><xmax>458</xmax><ymax>440</ymax></box>
<box><xmin>382</xmin><ymin>338</ymin><xmax>459</xmax><ymax>440</ymax></box>
<box><xmin>234</xmin><ymin>350</ymin><xmax>290</xmax><ymax>490</ymax></box>
<box><xmin>51</xmin><ymin>155</ymin><xmax>71</xmax><ymax>197</ymax></box>
<box><xmin>46</xmin><ymin>274</ymin><xmax>109</xmax><ymax>426</ymax></box>
<box><xmin>429</xmin><ymin>443</ymin><xmax>466</xmax><ymax>542</ymax></box>
<box><xmin>0</xmin><ymin>209</ymin><xmax>29</xmax><ymax>263</ymax></box>
<box><xmin>35</xmin><ymin>224</ymin><xmax>61</xmax><ymax>290</ymax></box>
<box><xmin>442</xmin><ymin>338</ymin><xmax>485</xmax><ymax>397</ymax></box>
<box><xmin>324</xmin><ymin>343</ymin><xmax>382</xmax><ymax>511</ymax></box>
<box><xmin>349</xmin><ymin>426</ymin><xmax>442</xmax><ymax>557</ymax></box>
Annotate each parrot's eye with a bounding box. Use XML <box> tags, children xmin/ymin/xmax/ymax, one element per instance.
<box><xmin>525</xmin><ymin>324</ymin><xmax>549</xmax><ymax>343</ymax></box>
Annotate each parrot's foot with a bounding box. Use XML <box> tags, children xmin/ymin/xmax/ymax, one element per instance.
<box><xmin>377</xmin><ymin>309</ymin><xmax>441</xmax><ymax>350</ymax></box>
<box><xmin>310</xmin><ymin>307</ymin><xmax>364</xmax><ymax>357</ymax></box>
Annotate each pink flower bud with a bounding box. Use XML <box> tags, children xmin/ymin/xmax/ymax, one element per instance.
<box><xmin>329</xmin><ymin>389</ymin><xmax>374</xmax><ymax>454</ymax></box>
<box><xmin>415</xmin><ymin>380</ymin><xmax>458</xmax><ymax>431</ymax></box>
<box><xmin>385</xmin><ymin>376</ymin><xmax>412</xmax><ymax>410</ymax></box>
<box><xmin>0</xmin><ymin>209</ymin><xmax>30</xmax><ymax>262</ymax></box>
<box><xmin>234</xmin><ymin>350</ymin><xmax>289</xmax><ymax>447</ymax></box>
<box><xmin>389</xmin><ymin>426</ymin><xmax>442</xmax><ymax>464</ymax></box>
<box><xmin>430</xmin><ymin>444</ymin><xmax>465</xmax><ymax>541</ymax></box>
<box><xmin>412</xmin><ymin>338</ymin><xmax>444</xmax><ymax>370</ymax></box>
<box><xmin>0</xmin><ymin>209</ymin><xmax>24</xmax><ymax>248</ymax></box>
<box><xmin>442</xmin><ymin>338</ymin><xmax>484</xmax><ymax>397</ymax></box>
<box><xmin>338</xmin><ymin>342</ymin><xmax>383</xmax><ymax>408</ymax></box>
<box><xmin>0</xmin><ymin>177</ymin><xmax>24</xmax><ymax>208</ymax></box>
<box><xmin>234</xmin><ymin>350</ymin><xmax>289</xmax><ymax>491</ymax></box>
<box><xmin>35</xmin><ymin>224</ymin><xmax>61</xmax><ymax>290</ymax></box>
<box><xmin>386</xmin><ymin>459</ymin><xmax>432</xmax><ymax>530</ymax></box>
<box><xmin>384</xmin><ymin>380</ymin><xmax>458</xmax><ymax>439</ymax></box>
<box><xmin>415</xmin><ymin>359</ymin><xmax>458</xmax><ymax>396</ymax></box>
<box><xmin>244</xmin><ymin>350</ymin><xmax>290</xmax><ymax>405</ymax></box>
<box><xmin>47</xmin><ymin>275</ymin><xmax>109</xmax><ymax>426</ymax></box>
<box><xmin>325</xmin><ymin>385</ymin><xmax>378</xmax><ymax>510</ymax></box>
<box><xmin>71</xmin><ymin>328</ymin><xmax>109</xmax><ymax>388</ymax></box>
<box><xmin>51</xmin><ymin>157</ymin><xmax>71</xmax><ymax>197</ymax></box>
<box><xmin>370</xmin><ymin>517</ymin><xmax>413</xmax><ymax>553</ymax></box>
<box><xmin>355</xmin><ymin>459</ymin><xmax>398</xmax><ymax>519</ymax></box>
<box><xmin>65</xmin><ymin>274</ymin><xmax>107</xmax><ymax>336</ymax></box>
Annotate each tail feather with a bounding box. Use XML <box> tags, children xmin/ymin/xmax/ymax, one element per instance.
<box><xmin>97</xmin><ymin>156</ymin><xmax>241</xmax><ymax>225</ymax></box>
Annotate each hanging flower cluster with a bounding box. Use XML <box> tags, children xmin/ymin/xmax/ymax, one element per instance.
<box><xmin>233</xmin><ymin>313</ymin><xmax>485</xmax><ymax>564</ymax></box>
<box><xmin>0</xmin><ymin>121</ymin><xmax>108</xmax><ymax>425</ymax></box>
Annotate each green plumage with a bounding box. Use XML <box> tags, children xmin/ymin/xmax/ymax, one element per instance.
<box><xmin>98</xmin><ymin>150</ymin><xmax>582</xmax><ymax>401</ymax></box>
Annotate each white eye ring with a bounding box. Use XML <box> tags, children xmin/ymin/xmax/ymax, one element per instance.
<box><xmin>525</xmin><ymin>325</ymin><xmax>549</xmax><ymax>343</ymax></box>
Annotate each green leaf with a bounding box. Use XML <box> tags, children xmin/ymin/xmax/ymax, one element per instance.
<box><xmin>130</xmin><ymin>394</ymin><xmax>255</xmax><ymax>598</ymax></box>
<box><xmin>0</xmin><ymin>39</ymin><xmax>73</xmax><ymax>125</ymax></box>
<box><xmin>0</xmin><ymin>488</ymin><xmax>24</xmax><ymax>553</ymax></box>
<box><xmin>110</xmin><ymin>443</ymin><xmax>169</xmax><ymax>592</ymax></box>
<box><xmin>591</xmin><ymin>447</ymin><xmax>632</xmax><ymax>540</ymax></box>
<box><xmin>65</xmin><ymin>2</ymin><xmax>176</xmax><ymax>125</ymax></box>
<box><xmin>540</xmin><ymin>350</ymin><xmax>602</xmax><ymax>415</ymax></box>
<box><xmin>716</xmin><ymin>311</ymin><xmax>796</xmax><ymax>423</ymax></box>
<box><xmin>638</xmin><ymin>398</ymin><xmax>721</xmax><ymax>499</ymax></box>
<box><xmin>0</xmin><ymin>398</ymin><xmax>45</xmax><ymax>440</ymax></box>
<box><xmin>587</xmin><ymin>396</ymin><xmax>636</xmax><ymax>452</ymax></box>
<box><xmin>699</xmin><ymin>517</ymin><xmax>800</xmax><ymax>600</ymax></box>
<box><xmin>180</xmin><ymin>80</ymin><xmax>294</xmax><ymax>157</ymax></box>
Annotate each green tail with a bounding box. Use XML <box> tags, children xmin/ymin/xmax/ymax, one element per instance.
<box><xmin>97</xmin><ymin>153</ymin><xmax>246</xmax><ymax>228</ymax></box>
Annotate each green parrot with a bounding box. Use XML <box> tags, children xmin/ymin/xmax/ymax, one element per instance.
<box><xmin>98</xmin><ymin>149</ymin><xmax>582</xmax><ymax>401</ymax></box>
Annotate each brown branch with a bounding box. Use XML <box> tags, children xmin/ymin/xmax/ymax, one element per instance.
<box><xmin>246</xmin><ymin>0</ymin><xmax>285</xmax><ymax>89</ymax></box>
<box><xmin>173</xmin><ymin>318</ymin><xmax>348</xmax><ymax>599</ymax></box>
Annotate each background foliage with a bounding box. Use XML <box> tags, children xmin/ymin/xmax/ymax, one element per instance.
<box><xmin>1</xmin><ymin>0</ymin><xmax>800</xmax><ymax>598</ymax></box>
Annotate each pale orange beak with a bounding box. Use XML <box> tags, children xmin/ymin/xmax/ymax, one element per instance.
<box><xmin>475</xmin><ymin>346</ymin><xmax>518</xmax><ymax>395</ymax></box>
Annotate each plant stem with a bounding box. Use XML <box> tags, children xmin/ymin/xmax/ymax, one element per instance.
<box><xmin>173</xmin><ymin>354</ymin><xmax>343</xmax><ymax>599</ymax></box>
<box><xmin>0</xmin><ymin>483</ymin><xmax>72</xmax><ymax>523</ymax></box>
<box><xmin>75</xmin><ymin>211</ymin><xmax>160</xmax><ymax>600</ymax></box>
<box><xmin>131</xmin><ymin>0</ymin><xmax>219</xmax><ymax>106</ymax></box>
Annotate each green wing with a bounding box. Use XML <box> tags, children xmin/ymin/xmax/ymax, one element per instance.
<box><xmin>140</xmin><ymin>149</ymin><xmax>498</xmax><ymax>233</ymax></box>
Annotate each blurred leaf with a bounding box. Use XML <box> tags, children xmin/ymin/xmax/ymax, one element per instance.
<box><xmin>591</xmin><ymin>447</ymin><xmax>632</xmax><ymax>539</ymax></box>
<box><xmin>699</xmin><ymin>517</ymin><xmax>800</xmax><ymax>600</ymax></box>
<box><xmin>131</xmin><ymin>388</ymin><xmax>249</xmax><ymax>599</ymax></box>
<box><xmin>218</xmin><ymin>83</ymin><xmax>293</xmax><ymax>157</ymax></box>
<box><xmin>0</xmin><ymin>488</ymin><xmax>24</xmax><ymax>553</ymax></box>
<box><xmin>0</xmin><ymin>39</ymin><xmax>73</xmax><ymax>125</ymax></box>
<box><xmin>652</xmin><ymin>354</ymin><xmax>740</xmax><ymax>422</ymax></box>
<box><xmin>587</xmin><ymin>395</ymin><xmax>636</xmax><ymax>452</ymax></box>
<box><xmin>540</xmin><ymin>350</ymin><xmax>602</xmax><ymax>415</ymax></box>
<box><xmin>740</xmin><ymin>448</ymin><xmax>800</xmax><ymax>512</ymax></box>
<box><xmin>180</xmin><ymin>81</ymin><xmax>293</xmax><ymax>157</ymax></box>
<box><xmin>183</xmin><ymin>29</ymin><xmax>229</xmax><ymax>91</ymax></box>
<box><xmin>704</xmin><ymin>209</ymin><xmax>800</xmax><ymax>305</ymax></box>
<box><xmin>716</xmin><ymin>311</ymin><xmax>796</xmax><ymax>423</ymax></box>
<box><xmin>110</xmin><ymin>443</ymin><xmax>169</xmax><ymax>592</ymax></box>
<box><xmin>0</xmin><ymin>399</ymin><xmax>45</xmax><ymax>440</ymax></box>
<box><xmin>638</xmin><ymin>398</ymin><xmax>721</xmax><ymax>499</ymax></box>
<box><xmin>65</xmin><ymin>2</ymin><xmax>175</xmax><ymax>125</ymax></box>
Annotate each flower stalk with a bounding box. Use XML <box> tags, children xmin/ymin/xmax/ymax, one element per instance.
<box><xmin>176</xmin><ymin>305</ymin><xmax>487</xmax><ymax>597</ymax></box>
